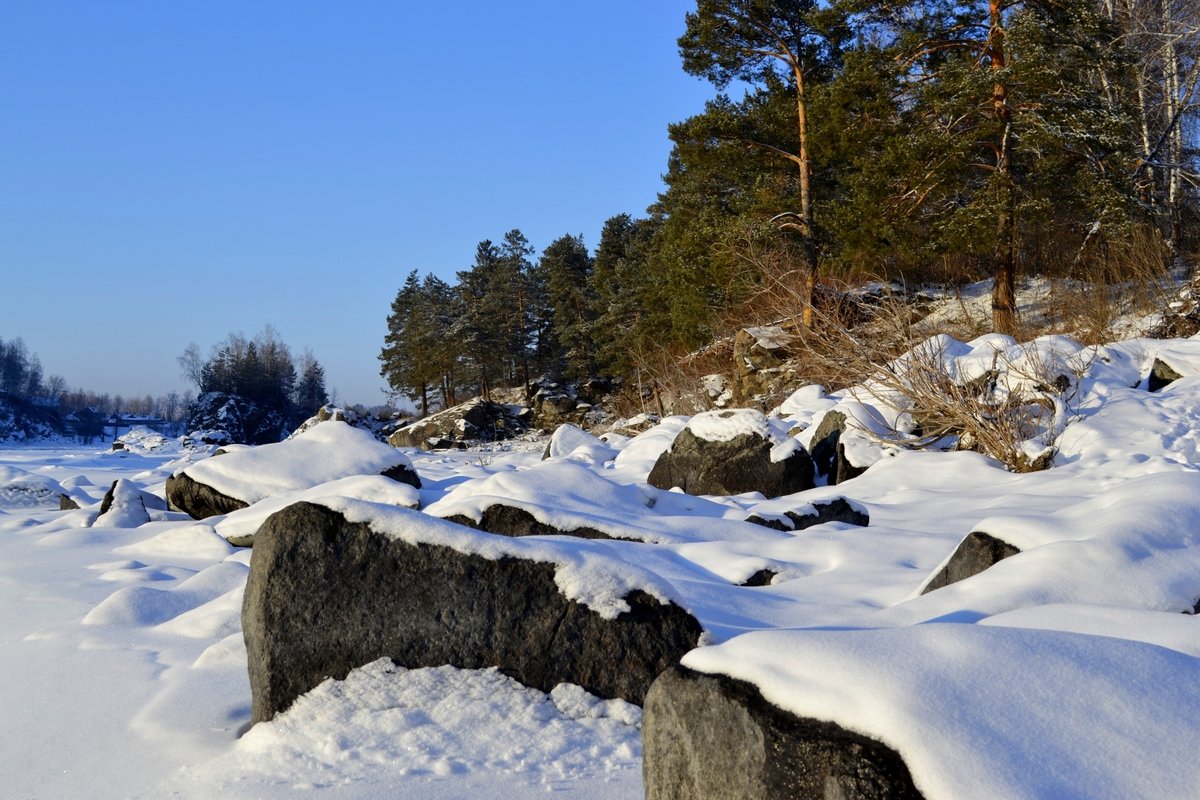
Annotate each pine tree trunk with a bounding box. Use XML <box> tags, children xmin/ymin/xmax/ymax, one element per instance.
<box><xmin>794</xmin><ymin>63</ymin><xmax>817</xmax><ymax>328</ymax></box>
<box><xmin>988</xmin><ymin>0</ymin><xmax>1018</xmax><ymax>335</ymax></box>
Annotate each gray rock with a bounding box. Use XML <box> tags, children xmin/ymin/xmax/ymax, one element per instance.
<box><xmin>647</xmin><ymin>421</ymin><xmax>814</xmax><ymax>499</ymax></box>
<box><xmin>59</xmin><ymin>494</ymin><xmax>80</xmax><ymax>511</ymax></box>
<box><xmin>643</xmin><ymin>666</ymin><xmax>922</xmax><ymax>800</ymax></box>
<box><xmin>1148</xmin><ymin>358</ymin><xmax>1184</xmax><ymax>392</ymax></box>
<box><xmin>243</xmin><ymin>502</ymin><xmax>702</xmax><ymax>724</ymax></box>
<box><xmin>807</xmin><ymin>410</ymin><xmax>868</xmax><ymax>485</ymax></box>
<box><xmin>388</xmin><ymin>398</ymin><xmax>525</xmax><ymax>449</ymax></box>
<box><xmin>921</xmin><ymin>531</ymin><xmax>1021</xmax><ymax>594</ymax></box>
<box><xmin>442</xmin><ymin>504</ymin><xmax>614</xmax><ymax>540</ymax></box>
<box><xmin>165</xmin><ymin>472</ymin><xmax>250</xmax><ymax>519</ymax></box>
<box><xmin>745</xmin><ymin>497</ymin><xmax>869</xmax><ymax>532</ymax></box>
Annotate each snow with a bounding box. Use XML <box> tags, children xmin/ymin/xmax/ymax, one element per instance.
<box><xmin>684</xmin><ymin>408</ymin><xmax>780</xmax><ymax>443</ymax></box>
<box><xmin>177</xmin><ymin>421</ymin><xmax>416</xmax><ymax>505</ymax></box>
<box><xmin>682</xmin><ymin>625</ymin><xmax>1200</xmax><ymax>800</ymax></box>
<box><xmin>3</xmin><ymin>330</ymin><xmax>1200</xmax><ymax>798</ymax></box>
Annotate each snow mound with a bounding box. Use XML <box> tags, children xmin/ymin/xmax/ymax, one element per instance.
<box><xmin>152</xmin><ymin>660</ymin><xmax>642</xmax><ymax>797</ymax></box>
<box><xmin>0</xmin><ymin>465</ymin><xmax>63</xmax><ymax>508</ymax></box>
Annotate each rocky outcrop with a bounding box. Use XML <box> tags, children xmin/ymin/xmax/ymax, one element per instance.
<box><xmin>807</xmin><ymin>410</ymin><xmax>868</xmax><ymax>485</ymax></box>
<box><xmin>648</xmin><ymin>411</ymin><xmax>814</xmax><ymax>498</ymax></box>
<box><xmin>732</xmin><ymin>327</ymin><xmax>798</xmax><ymax>406</ymax></box>
<box><xmin>745</xmin><ymin>497</ymin><xmax>869</xmax><ymax>532</ymax></box>
<box><xmin>921</xmin><ymin>531</ymin><xmax>1021</xmax><ymax>594</ymax></box>
<box><xmin>165</xmin><ymin>471</ymin><xmax>249</xmax><ymax>518</ymax></box>
<box><xmin>185</xmin><ymin>392</ymin><xmax>287</xmax><ymax>446</ymax></box>
<box><xmin>243</xmin><ymin>502</ymin><xmax>702</xmax><ymax>724</ymax></box>
<box><xmin>643</xmin><ymin>666</ymin><xmax>922</xmax><ymax>800</ymax></box>
<box><xmin>387</xmin><ymin>398</ymin><xmax>526</xmax><ymax>449</ymax></box>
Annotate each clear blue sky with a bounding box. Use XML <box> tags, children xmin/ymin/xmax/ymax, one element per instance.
<box><xmin>0</xmin><ymin>1</ymin><xmax>715</xmax><ymax>405</ymax></box>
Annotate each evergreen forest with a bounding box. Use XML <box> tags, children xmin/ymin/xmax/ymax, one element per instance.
<box><xmin>381</xmin><ymin>0</ymin><xmax>1199</xmax><ymax>414</ymax></box>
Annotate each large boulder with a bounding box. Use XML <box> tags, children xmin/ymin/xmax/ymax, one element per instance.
<box><xmin>243</xmin><ymin>500</ymin><xmax>703</xmax><ymax>724</ymax></box>
<box><xmin>167</xmin><ymin>421</ymin><xmax>419</xmax><ymax>520</ymax></box>
<box><xmin>921</xmin><ymin>530</ymin><xmax>1021</xmax><ymax>594</ymax></box>
<box><xmin>647</xmin><ymin>410</ymin><xmax>814</xmax><ymax>498</ymax></box>
<box><xmin>643</xmin><ymin>666</ymin><xmax>922</xmax><ymax>800</ymax></box>
<box><xmin>387</xmin><ymin>398</ymin><xmax>525</xmax><ymax>449</ymax></box>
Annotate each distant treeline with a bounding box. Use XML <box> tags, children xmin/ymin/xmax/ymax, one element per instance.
<box><xmin>382</xmin><ymin>0</ymin><xmax>1199</xmax><ymax>414</ymax></box>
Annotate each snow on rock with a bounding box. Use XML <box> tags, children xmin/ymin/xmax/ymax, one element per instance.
<box><xmin>541</xmin><ymin>423</ymin><xmax>619</xmax><ymax>464</ymax></box>
<box><xmin>684</xmin><ymin>408</ymin><xmax>781</xmax><ymax>443</ymax></box>
<box><xmin>214</xmin><ymin>474</ymin><xmax>420</xmax><ymax>546</ymax></box>
<box><xmin>169</xmin><ymin>420</ymin><xmax>419</xmax><ymax>516</ymax></box>
<box><xmin>681</xmin><ymin>625</ymin><xmax>1200</xmax><ymax>800</ymax></box>
<box><xmin>321</xmin><ymin>497</ymin><xmax>683</xmax><ymax>618</ymax></box>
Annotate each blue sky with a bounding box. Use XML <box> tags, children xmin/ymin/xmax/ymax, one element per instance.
<box><xmin>0</xmin><ymin>1</ymin><xmax>715</xmax><ymax>404</ymax></box>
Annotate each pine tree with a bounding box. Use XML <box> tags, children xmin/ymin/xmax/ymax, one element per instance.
<box><xmin>294</xmin><ymin>349</ymin><xmax>329</xmax><ymax>414</ymax></box>
<box><xmin>540</xmin><ymin>234</ymin><xmax>595</xmax><ymax>381</ymax></box>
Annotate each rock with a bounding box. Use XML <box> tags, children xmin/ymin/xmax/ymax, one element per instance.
<box><xmin>921</xmin><ymin>531</ymin><xmax>1021</xmax><ymax>594</ymax></box>
<box><xmin>387</xmin><ymin>398</ymin><xmax>526</xmax><ymax>449</ymax></box>
<box><xmin>647</xmin><ymin>410</ymin><xmax>814</xmax><ymax>498</ymax></box>
<box><xmin>1148</xmin><ymin>358</ymin><xmax>1184</xmax><ymax>392</ymax></box>
<box><xmin>643</xmin><ymin>666</ymin><xmax>922</xmax><ymax>800</ymax></box>
<box><xmin>93</xmin><ymin>479</ymin><xmax>151</xmax><ymax>528</ymax></box>
<box><xmin>243</xmin><ymin>502</ymin><xmax>702</xmax><ymax>723</ymax></box>
<box><xmin>807</xmin><ymin>410</ymin><xmax>868</xmax><ymax>485</ymax></box>
<box><xmin>289</xmin><ymin>405</ymin><xmax>394</xmax><ymax>441</ymax></box>
<box><xmin>732</xmin><ymin>327</ymin><xmax>798</xmax><ymax>406</ymax></box>
<box><xmin>443</xmin><ymin>503</ymin><xmax>614</xmax><ymax>540</ymax></box>
<box><xmin>740</xmin><ymin>569</ymin><xmax>777</xmax><ymax>587</ymax></box>
<box><xmin>165</xmin><ymin>471</ymin><xmax>250</xmax><ymax>518</ymax></box>
<box><xmin>185</xmin><ymin>392</ymin><xmax>288</xmax><ymax>446</ymax></box>
<box><xmin>169</xmin><ymin>421</ymin><xmax>419</xmax><ymax>520</ymax></box>
<box><xmin>98</xmin><ymin>479</ymin><xmax>168</xmax><ymax>514</ymax></box>
<box><xmin>745</xmin><ymin>497</ymin><xmax>869</xmax><ymax>532</ymax></box>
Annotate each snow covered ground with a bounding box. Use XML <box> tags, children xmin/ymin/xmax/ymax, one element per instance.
<box><xmin>2</xmin><ymin>331</ymin><xmax>1200</xmax><ymax>799</ymax></box>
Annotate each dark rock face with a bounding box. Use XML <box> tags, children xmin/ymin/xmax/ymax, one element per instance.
<box><xmin>808</xmin><ymin>411</ymin><xmax>868</xmax><ymax>485</ymax></box>
<box><xmin>643</xmin><ymin>666</ymin><xmax>923</xmax><ymax>800</ymax></box>
<box><xmin>442</xmin><ymin>504</ymin><xmax>614</xmax><ymax>540</ymax></box>
<box><xmin>165</xmin><ymin>472</ymin><xmax>250</xmax><ymax>519</ymax></box>
<box><xmin>648</xmin><ymin>426</ymin><xmax>814</xmax><ymax>499</ymax></box>
<box><xmin>1148</xmin><ymin>358</ymin><xmax>1184</xmax><ymax>392</ymax></box>
<box><xmin>921</xmin><ymin>531</ymin><xmax>1021</xmax><ymax>594</ymax></box>
<box><xmin>380</xmin><ymin>463</ymin><xmax>421</xmax><ymax>489</ymax></box>
<box><xmin>388</xmin><ymin>398</ymin><xmax>526</xmax><ymax>449</ymax></box>
<box><xmin>186</xmin><ymin>392</ymin><xmax>287</xmax><ymax>446</ymax></box>
<box><xmin>243</xmin><ymin>502</ymin><xmax>702</xmax><ymax>724</ymax></box>
<box><xmin>745</xmin><ymin>497</ymin><xmax>869</xmax><ymax>532</ymax></box>
<box><xmin>59</xmin><ymin>494</ymin><xmax>81</xmax><ymax>511</ymax></box>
